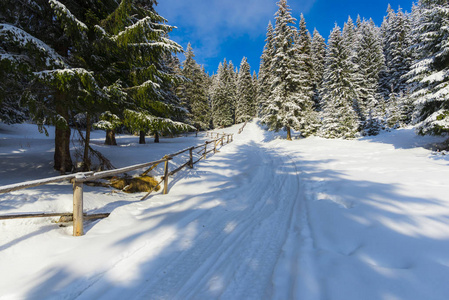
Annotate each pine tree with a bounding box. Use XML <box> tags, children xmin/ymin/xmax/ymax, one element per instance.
<box><xmin>311</xmin><ymin>29</ymin><xmax>326</xmax><ymax>110</ymax></box>
<box><xmin>296</xmin><ymin>14</ymin><xmax>314</xmax><ymax>102</ymax></box>
<box><xmin>180</xmin><ymin>43</ymin><xmax>210</xmax><ymax>130</ymax></box>
<box><xmin>1</xmin><ymin>0</ymin><xmax>186</xmax><ymax>171</ymax></box>
<box><xmin>227</xmin><ymin>61</ymin><xmax>238</xmax><ymax>123</ymax></box>
<box><xmin>407</xmin><ymin>0</ymin><xmax>449</xmax><ymax>135</ymax></box>
<box><xmin>342</xmin><ymin>16</ymin><xmax>358</xmax><ymax>57</ymax></box>
<box><xmin>354</xmin><ymin>19</ymin><xmax>386</xmax><ymax>135</ymax></box>
<box><xmin>294</xmin><ymin>14</ymin><xmax>319</xmax><ymax>136</ymax></box>
<box><xmin>262</xmin><ymin>0</ymin><xmax>314</xmax><ymax>140</ymax></box>
<box><xmin>380</xmin><ymin>5</ymin><xmax>413</xmax><ymax>98</ymax></box>
<box><xmin>211</xmin><ymin>60</ymin><xmax>234</xmax><ymax>128</ymax></box>
<box><xmin>235</xmin><ymin>57</ymin><xmax>255</xmax><ymax>123</ymax></box>
<box><xmin>0</xmin><ymin>0</ymin><xmax>78</xmax><ymax>124</ymax></box>
<box><xmin>252</xmin><ymin>70</ymin><xmax>259</xmax><ymax>114</ymax></box>
<box><xmin>258</xmin><ymin>21</ymin><xmax>275</xmax><ymax>117</ymax></box>
<box><xmin>191</xmin><ymin>68</ymin><xmax>212</xmax><ymax>130</ymax></box>
<box><xmin>320</xmin><ymin>25</ymin><xmax>359</xmax><ymax>139</ymax></box>
<box><xmin>386</xmin><ymin>88</ymin><xmax>415</xmax><ymax>128</ymax></box>
<box><xmin>94</xmin><ymin>111</ymin><xmax>122</xmax><ymax>145</ymax></box>
<box><xmin>124</xmin><ymin>109</ymin><xmax>194</xmax><ymax>144</ymax></box>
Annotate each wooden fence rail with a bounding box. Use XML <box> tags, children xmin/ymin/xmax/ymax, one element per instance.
<box><xmin>0</xmin><ymin>133</ymin><xmax>234</xmax><ymax>236</ymax></box>
<box><xmin>238</xmin><ymin>121</ymin><xmax>248</xmax><ymax>134</ymax></box>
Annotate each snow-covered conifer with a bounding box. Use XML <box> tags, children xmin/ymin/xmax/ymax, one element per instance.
<box><xmin>252</xmin><ymin>70</ymin><xmax>259</xmax><ymax>104</ymax></box>
<box><xmin>124</xmin><ymin>109</ymin><xmax>195</xmax><ymax>144</ymax></box>
<box><xmin>180</xmin><ymin>43</ymin><xmax>211</xmax><ymax>130</ymax></box>
<box><xmin>258</xmin><ymin>21</ymin><xmax>275</xmax><ymax>117</ymax></box>
<box><xmin>262</xmin><ymin>0</ymin><xmax>316</xmax><ymax>139</ymax></box>
<box><xmin>236</xmin><ymin>57</ymin><xmax>255</xmax><ymax>123</ymax></box>
<box><xmin>1</xmin><ymin>0</ymin><xmax>184</xmax><ymax>172</ymax></box>
<box><xmin>342</xmin><ymin>16</ymin><xmax>358</xmax><ymax>57</ymax></box>
<box><xmin>211</xmin><ymin>60</ymin><xmax>234</xmax><ymax>128</ymax></box>
<box><xmin>295</xmin><ymin>14</ymin><xmax>320</xmax><ymax>136</ymax></box>
<box><xmin>386</xmin><ymin>89</ymin><xmax>415</xmax><ymax>128</ymax></box>
<box><xmin>0</xmin><ymin>0</ymin><xmax>62</xmax><ymax>124</ymax></box>
<box><xmin>380</xmin><ymin>6</ymin><xmax>413</xmax><ymax>97</ymax></box>
<box><xmin>311</xmin><ymin>29</ymin><xmax>326</xmax><ymax>109</ymax></box>
<box><xmin>407</xmin><ymin>0</ymin><xmax>449</xmax><ymax>135</ymax></box>
<box><xmin>227</xmin><ymin>61</ymin><xmax>238</xmax><ymax>123</ymax></box>
<box><xmin>354</xmin><ymin>19</ymin><xmax>386</xmax><ymax>135</ymax></box>
<box><xmin>321</xmin><ymin>25</ymin><xmax>359</xmax><ymax>139</ymax></box>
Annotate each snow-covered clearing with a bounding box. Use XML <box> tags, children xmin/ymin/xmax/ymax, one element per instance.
<box><xmin>1</xmin><ymin>121</ymin><xmax>449</xmax><ymax>300</ymax></box>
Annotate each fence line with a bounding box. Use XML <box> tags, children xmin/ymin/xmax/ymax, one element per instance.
<box><xmin>238</xmin><ymin>121</ymin><xmax>248</xmax><ymax>134</ymax></box>
<box><xmin>0</xmin><ymin>133</ymin><xmax>234</xmax><ymax>236</ymax></box>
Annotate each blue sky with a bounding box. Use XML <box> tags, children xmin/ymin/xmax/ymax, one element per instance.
<box><xmin>157</xmin><ymin>0</ymin><xmax>415</xmax><ymax>75</ymax></box>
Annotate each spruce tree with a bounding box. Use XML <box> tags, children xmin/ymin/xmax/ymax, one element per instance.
<box><xmin>124</xmin><ymin>109</ymin><xmax>194</xmax><ymax>144</ymax></box>
<box><xmin>354</xmin><ymin>19</ymin><xmax>386</xmax><ymax>135</ymax></box>
<box><xmin>258</xmin><ymin>21</ymin><xmax>275</xmax><ymax>117</ymax></box>
<box><xmin>380</xmin><ymin>6</ymin><xmax>413</xmax><ymax>98</ymax></box>
<box><xmin>1</xmin><ymin>0</ymin><xmax>185</xmax><ymax>171</ymax></box>
<box><xmin>252</xmin><ymin>70</ymin><xmax>259</xmax><ymax>115</ymax></box>
<box><xmin>0</xmin><ymin>0</ymin><xmax>61</xmax><ymax>124</ymax></box>
<box><xmin>320</xmin><ymin>25</ymin><xmax>359</xmax><ymax>139</ymax></box>
<box><xmin>295</xmin><ymin>14</ymin><xmax>314</xmax><ymax>104</ymax></box>
<box><xmin>180</xmin><ymin>43</ymin><xmax>210</xmax><ymax>130</ymax></box>
<box><xmin>227</xmin><ymin>61</ymin><xmax>238</xmax><ymax>123</ymax></box>
<box><xmin>386</xmin><ymin>89</ymin><xmax>414</xmax><ymax>128</ymax></box>
<box><xmin>236</xmin><ymin>57</ymin><xmax>255</xmax><ymax>123</ymax></box>
<box><xmin>407</xmin><ymin>0</ymin><xmax>449</xmax><ymax>135</ymax></box>
<box><xmin>294</xmin><ymin>14</ymin><xmax>319</xmax><ymax>136</ymax></box>
<box><xmin>262</xmin><ymin>0</ymin><xmax>313</xmax><ymax>140</ymax></box>
<box><xmin>342</xmin><ymin>16</ymin><xmax>358</xmax><ymax>58</ymax></box>
<box><xmin>211</xmin><ymin>60</ymin><xmax>234</xmax><ymax>128</ymax></box>
<box><xmin>311</xmin><ymin>29</ymin><xmax>326</xmax><ymax>110</ymax></box>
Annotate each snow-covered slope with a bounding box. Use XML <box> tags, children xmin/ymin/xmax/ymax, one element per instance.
<box><xmin>1</xmin><ymin>121</ymin><xmax>449</xmax><ymax>300</ymax></box>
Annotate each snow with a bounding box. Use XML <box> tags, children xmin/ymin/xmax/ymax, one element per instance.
<box><xmin>422</xmin><ymin>70</ymin><xmax>447</xmax><ymax>84</ymax></box>
<box><xmin>1</xmin><ymin>120</ymin><xmax>449</xmax><ymax>299</ymax></box>
<box><xmin>0</xmin><ymin>24</ymin><xmax>66</xmax><ymax>68</ymax></box>
<box><xmin>49</xmin><ymin>0</ymin><xmax>88</xmax><ymax>31</ymax></box>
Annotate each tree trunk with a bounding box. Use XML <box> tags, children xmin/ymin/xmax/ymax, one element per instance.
<box><xmin>154</xmin><ymin>131</ymin><xmax>160</xmax><ymax>143</ymax></box>
<box><xmin>105</xmin><ymin>129</ymin><xmax>117</xmax><ymax>145</ymax></box>
<box><xmin>54</xmin><ymin>99</ymin><xmax>72</xmax><ymax>174</ymax></box>
<box><xmin>139</xmin><ymin>130</ymin><xmax>146</xmax><ymax>144</ymax></box>
<box><xmin>286</xmin><ymin>126</ymin><xmax>292</xmax><ymax>141</ymax></box>
<box><xmin>82</xmin><ymin>114</ymin><xmax>91</xmax><ymax>172</ymax></box>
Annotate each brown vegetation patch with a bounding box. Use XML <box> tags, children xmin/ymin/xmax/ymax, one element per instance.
<box><xmin>86</xmin><ymin>175</ymin><xmax>161</xmax><ymax>193</ymax></box>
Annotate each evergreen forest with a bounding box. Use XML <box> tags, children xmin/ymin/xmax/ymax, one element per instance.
<box><xmin>1</xmin><ymin>0</ymin><xmax>448</xmax><ymax>172</ymax></box>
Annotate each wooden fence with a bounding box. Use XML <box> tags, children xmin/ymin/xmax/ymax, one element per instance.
<box><xmin>0</xmin><ymin>133</ymin><xmax>234</xmax><ymax>236</ymax></box>
<box><xmin>238</xmin><ymin>121</ymin><xmax>248</xmax><ymax>134</ymax></box>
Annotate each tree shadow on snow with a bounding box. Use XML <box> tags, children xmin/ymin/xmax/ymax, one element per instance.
<box><xmin>21</xmin><ymin>140</ymin><xmax>449</xmax><ymax>300</ymax></box>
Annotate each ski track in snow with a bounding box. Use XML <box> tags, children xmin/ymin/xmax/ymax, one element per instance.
<box><xmin>2</xmin><ymin>121</ymin><xmax>449</xmax><ymax>300</ymax></box>
<box><xmin>72</xmin><ymin>124</ymin><xmax>317</xmax><ymax>300</ymax></box>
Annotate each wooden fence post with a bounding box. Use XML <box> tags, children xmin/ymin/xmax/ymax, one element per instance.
<box><xmin>214</xmin><ymin>140</ymin><xmax>217</xmax><ymax>153</ymax></box>
<box><xmin>203</xmin><ymin>142</ymin><xmax>207</xmax><ymax>159</ymax></box>
<box><xmin>189</xmin><ymin>147</ymin><xmax>193</xmax><ymax>168</ymax></box>
<box><xmin>73</xmin><ymin>179</ymin><xmax>84</xmax><ymax>236</ymax></box>
<box><xmin>227</xmin><ymin>134</ymin><xmax>229</xmax><ymax>144</ymax></box>
<box><xmin>163</xmin><ymin>158</ymin><xmax>169</xmax><ymax>194</ymax></box>
<box><xmin>221</xmin><ymin>136</ymin><xmax>224</xmax><ymax>146</ymax></box>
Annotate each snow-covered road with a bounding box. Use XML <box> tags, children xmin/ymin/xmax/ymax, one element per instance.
<box><xmin>65</xmin><ymin>124</ymin><xmax>316</xmax><ymax>299</ymax></box>
<box><xmin>2</xmin><ymin>121</ymin><xmax>449</xmax><ymax>300</ymax></box>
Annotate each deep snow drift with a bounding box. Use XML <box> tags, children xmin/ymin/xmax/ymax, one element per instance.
<box><xmin>1</xmin><ymin>121</ymin><xmax>449</xmax><ymax>300</ymax></box>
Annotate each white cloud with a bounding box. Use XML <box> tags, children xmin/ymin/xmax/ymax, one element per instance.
<box><xmin>158</xmin><ymin>0</ymin><xmax>316</xmax><ymax>67</ymax></box>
